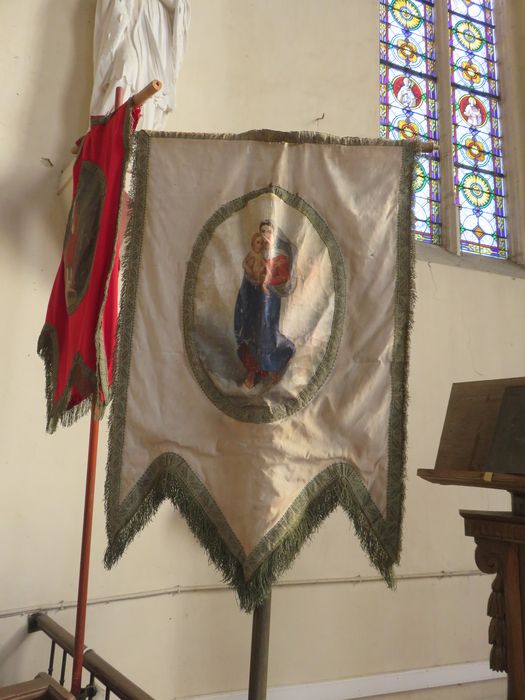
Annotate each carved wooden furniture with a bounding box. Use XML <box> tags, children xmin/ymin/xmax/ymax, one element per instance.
<box><xmin>460</xmin><ymin>509</ymin><xmax>525</xmax><ymax>698</ymax></box>
<box><xmin>418</xmin><ymin>377</ymin><xmax>525</xmax><ymax>492</ymax></box>
<box><xmin>418</xmin><ymin>377</ymin><xmax>525</xmax><ymax>700</ymax></box>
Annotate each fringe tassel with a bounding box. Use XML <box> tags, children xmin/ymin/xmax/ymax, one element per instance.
<box><xmin>37</xmin><ymin>325</ymin><xmax>95</xmax><ymax>434</ymax></box>
<box><xmin>105</xmin><ymin>461</ymin><xmax>397</xmax><ymax>612</ymax></box>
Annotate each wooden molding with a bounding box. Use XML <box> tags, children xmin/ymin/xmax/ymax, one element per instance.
<box><xmin>0</xmin><ymin>673</ymin><xmax>74</xmax><ymax>700</ymax></box>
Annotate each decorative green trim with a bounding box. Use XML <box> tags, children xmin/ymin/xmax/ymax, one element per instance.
<box><xmin>105</xmin><ymin>131</ymin><xmax>152</xmax><ymax>538</ymax></box>
<box><xmin>37</xmin><ymin>99</ymin><xmax>136</xmax><ymax>433</ymax></box>
<box><xmin>106</xmin><ymin>457</ymin><xmax>393</xmax><ymax>611</ymax></box>
<box><xmin>105</xmin><ymin>130</ymin><xmax>419</xmax><ymax>611</ymax></box>
<box><xmin>386</xmin><ymin>140</ymin><xmax>418</xmax><ymax>554</ymax></box>
<box><xmin>37</xmin><ymin>323</ymin><xmax>95</xmax><ymax>433</ymax></box>
<box><xmin>63</xmin><ymin>160</ymin><xmax>107</xmax><ymax>316</ymax></box>
<box><xmin>142</xmin><ymin>128</ymin><xmax>422</xmax><ymax>149</ymax></box>
<box><xmin>95</xmin><ymin>98</ymin><xmax>136</xmax><ymax>408</ymax></box>
<box><xmin>90</xmin><ymin>112</ymin><xmax>115</xmax><ymax>126</ymax></box>
<box><xmin>183</xmin><ymin>185</ymin><xmax>345</xmax><ymax>423</ymax></box>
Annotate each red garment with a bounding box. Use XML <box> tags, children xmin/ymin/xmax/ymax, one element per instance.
<box><xmin>38</xmin><ymin>100</ymin><xmax>140</xmax><ymax>432</ymax></box>
<box><xmin>238</xmin><ymin>345</ymin><xmax>269</xmax><ymax>378</ymax></box>
<box><xmin>265</xmin><ymin>255</ymin><xmax>290</xmax><ymax>286</ymax></box>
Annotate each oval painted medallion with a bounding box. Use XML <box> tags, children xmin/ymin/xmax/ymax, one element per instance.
<box><xmin>183</xmin><ymin>185</ymin><xmax>345</xmax><ymax>423</ymax></box>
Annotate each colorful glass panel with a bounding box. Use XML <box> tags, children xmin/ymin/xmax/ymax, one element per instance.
<box><xmin>449</xmin><ymin>0</ymin><xmax>508</xmax><ymax>258</ymax></box>
<box><xmin>380</xmin><ymin>0</ymin><xmax>441</xmax><ymax>245</ymax></box>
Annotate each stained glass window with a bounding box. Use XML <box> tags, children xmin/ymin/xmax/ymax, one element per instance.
<box><xmin>380</xmin><ymin>0</ymin><xmax>441</xmax><ymax>245</ymax></box>
<box><xmin>448</xmin><ymin>0</ymin><xmax>508</xmax><ymax>258</ymax></box>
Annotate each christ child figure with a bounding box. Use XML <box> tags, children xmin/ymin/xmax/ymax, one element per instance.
<box><xmin>243</xmin><ymin>231</ymin><xmax>268</xmax><ymax>285</ymax></box>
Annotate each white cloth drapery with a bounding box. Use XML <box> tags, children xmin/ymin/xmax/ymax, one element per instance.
<box><xmin>90</xmin><ymin>0</ymin><xmax>190</xmax><ymax>129</ymax></box>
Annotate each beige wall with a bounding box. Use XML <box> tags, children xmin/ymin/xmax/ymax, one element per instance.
<box><xmin>1</xmin><ymin>1</ymin><xmax>524</xmax><ymax>698</ymax></box>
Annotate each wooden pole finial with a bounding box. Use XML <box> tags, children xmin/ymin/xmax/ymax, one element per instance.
<box><xmin>420</xmin><ymin>140</ymin><xmax>438</xmax><ymax>153</ymax></box>
<box><xmin>132</xmin><ymin>79</ymin><xmax>162</xmax><ymax>107</ymax></box>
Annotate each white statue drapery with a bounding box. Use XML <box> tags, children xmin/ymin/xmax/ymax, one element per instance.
<box><xmin>90</xmin><ymin>0</ymin><xmax>190</xmax><ymax>129</ymax></box>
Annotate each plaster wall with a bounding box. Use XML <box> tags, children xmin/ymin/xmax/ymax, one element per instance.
<box><xmin>0</xmin><ymin>1</ymin><xmax>523</xmax><ymax>698</ymax></box>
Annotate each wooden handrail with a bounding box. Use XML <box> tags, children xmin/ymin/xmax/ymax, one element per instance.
<box><xmin>0</xmin><ymin>673</ymin><xmax>73</xmax><ymax>699</ymax></box>
<box><xmin>28</xmin><ymin>614</ymin><xmax>155</xmax><ymax>700</ymax></box>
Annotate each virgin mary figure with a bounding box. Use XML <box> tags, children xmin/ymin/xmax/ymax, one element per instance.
<box><xmin>234</xmin><ymin>219</ymin><xmax>296</xmax><ymax>389</ymax></box>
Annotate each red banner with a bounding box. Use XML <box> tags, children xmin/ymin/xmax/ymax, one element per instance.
<box><xmin>38</xmin><ymin>100</ymin><xmax>140</xmax><ymax>432</ymax></box>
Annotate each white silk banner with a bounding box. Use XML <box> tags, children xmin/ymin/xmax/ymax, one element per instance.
<box><xmin>105</xmin><ymin>130</ymin><xmax>418</xmax><ymax>610</ymax></box>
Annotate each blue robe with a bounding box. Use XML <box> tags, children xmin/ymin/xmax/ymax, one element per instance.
<box><xmin>234</xmin><ymin>276</ymin><xmax>295</xmax><ymax>375</ymax></box>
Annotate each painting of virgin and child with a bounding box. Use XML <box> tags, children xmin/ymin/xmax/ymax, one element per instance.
<box><xmin>234</xmin><ymin>219</ymin><xmax>296</xmax><ymax>389</ymax></box>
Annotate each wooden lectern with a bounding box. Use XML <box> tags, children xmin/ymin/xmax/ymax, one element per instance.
<box><xmin>418</xmin><ymin>377</ymin><xmax>525</xmax><ymax>700</ymax></box>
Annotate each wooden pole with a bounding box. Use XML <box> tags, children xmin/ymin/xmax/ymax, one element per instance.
<box><xmin>132</xmin><ymin>79</ymin><xmax>162</xmax><ymax>107</ymax></box>
<box><xmin>70</xmin><ymin>81</ymin><xmax>162</xmax><ymax>154</ymax></box>
<box><xmin>114</xmin><ymin>86</ymin><xmax>124</xmax><ymax>111</ymax></box>
<box><xmin>247</xmin><ymin>591</ymin><xmax>272</xmax><ymax>700</ymax></box>
<box><xmin>69</xmin><ymin>80</ymin><xmax>161</xmax><ymax>697</ymax></box>
<box><xmin>420</xmin><ymin>140</ymin><xmax>437</xmax><ymax>153</ymax></box>
<box><xmin>70</xmin><ymin>399</ymin><xmax>100</xmax><ymax>697</ymax></box>
<box><xmin>70</xmin><ymin>84</ymin><xmax>125</xmax><ymax>698</ymax></box>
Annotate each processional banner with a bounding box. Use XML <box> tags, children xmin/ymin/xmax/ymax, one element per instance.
<box><xmin>105</xmin><ymin>130</ymin><xmax>418</xmax><ymax>610</ymax></box>
<box><xmin>38</xmin><ymin>101</ymin><xmax>140</xmax><ymax>432</ymax></box>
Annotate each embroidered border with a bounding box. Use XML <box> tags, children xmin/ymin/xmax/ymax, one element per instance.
<box><xmin>63</xmin><ymin>160</ymin><xmax>107</xmax><ymax>315</ymax></box>
<box><xmin>37</xmin><ymin>323</ymin><xmax>96</xmax><ymax>431</ymax></box>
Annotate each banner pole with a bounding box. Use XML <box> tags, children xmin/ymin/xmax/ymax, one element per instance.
<box><xmin>247</xmin><ymin>590</ymin><xmax>272</xmax><ymax>700</ymax></box>
<box><xmin>69</xmin><ymin>80</ymin><xmax>161</xmax><ymax>697</ymax></box>
<box><xmin>70</xmin><ymin>84</ymin><xmax>125</xmax><ymax>698</ymax></box>
<box><xmin>70</xmin><ymin>399</ymin><xmax>100</xmax><ymax>697</ymax></box>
